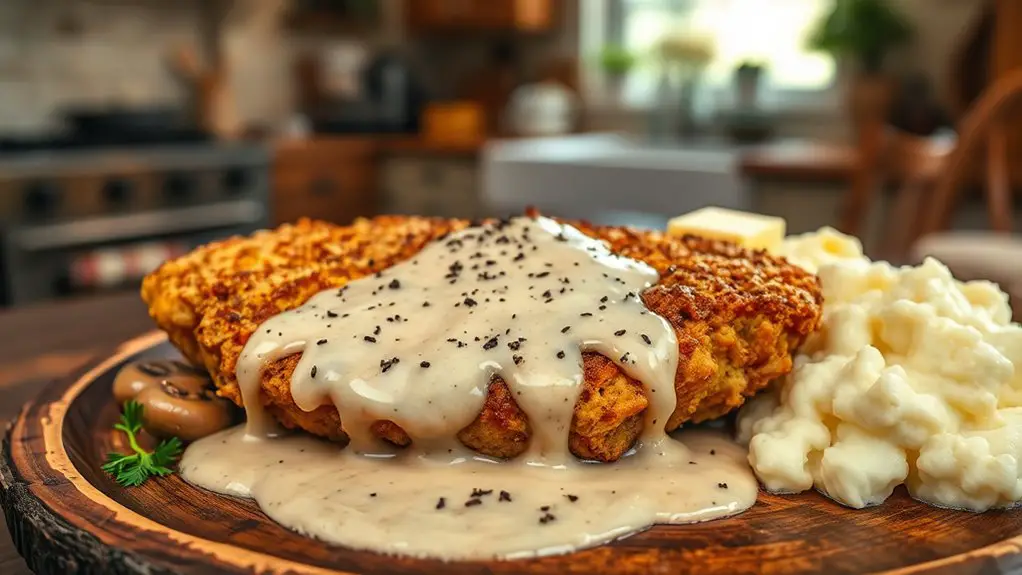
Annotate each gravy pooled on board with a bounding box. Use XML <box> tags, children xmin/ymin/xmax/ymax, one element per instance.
<box><xmin>181</xmin><ymin>427</ymin><xmax>755</xmax><ymax>560</ymax></box>
<box><xmin>181</xmin><ymin>216</ymin><xmax>758</xmax><ymax>560</ymax></box>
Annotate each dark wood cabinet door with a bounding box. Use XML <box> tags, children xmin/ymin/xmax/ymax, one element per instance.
<box><xmin>272</xmin><ymin>139</ymin><xmax>378</xmax><ymax>226</ymax></box>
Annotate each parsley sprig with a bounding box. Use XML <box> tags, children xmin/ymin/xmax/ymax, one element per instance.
<box><xmin>101</xmin><ymin>400</ymin><xmax>182</xmax><ymax>487</ymax></box>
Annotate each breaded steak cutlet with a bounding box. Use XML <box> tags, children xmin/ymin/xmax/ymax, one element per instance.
<box><xmin>141</xmin><ymin>214</ymin><xmax>822</xmax><ymax>462</ymax></box>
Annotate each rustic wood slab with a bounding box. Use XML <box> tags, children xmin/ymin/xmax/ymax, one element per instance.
<box><xmin>4</xmin><ymin>331</ymin><xmax>1022</xmax><ymax>575</ymax></box>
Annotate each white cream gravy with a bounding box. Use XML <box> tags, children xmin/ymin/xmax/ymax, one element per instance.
<box><xmin>180</xmin><ymin>216</ymin><xmax>758</xmax><ymax>560</ymax></box>
<box><xmin>181</xmin><ymin>427</ymin><xmax>755</xmax><ymax>560</ymax></box>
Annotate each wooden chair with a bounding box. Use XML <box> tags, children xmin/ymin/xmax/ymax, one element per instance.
<box><xmin>839</xmin><ymin>105</ymin><xmax>955</xmax><ymax>250</ymax></box>
<box><xmin>894</xmin><ymin>69</ymin><xmax>1022</xmax><ymax>318</ymax></box>
<box><xmin>872</xmin><ymin>69</ymin><xmax>1022</xmax><ymax>260</ymax></box>
<box><xmin>842</xmin><ymin>0</ymin><xmax>1022</xmax><ymax>250</ymax></box>
<box><xmin>874</xmin><ymin>130</ymin><xmax>956</xmax><ymax>261</ymax></box>
<box><xmin>907</xmin><ymin>69</ymin><xmax>1022</xmax><ymax>241</ymax></box>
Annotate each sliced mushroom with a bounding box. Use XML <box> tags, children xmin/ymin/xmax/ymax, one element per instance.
<box><xmin>112</xmin><ymin>359</ymin><xmax>235</xmax><ymax>441</ymax></box>
<box><xmin>113</xmin><ymin>360</ymin><xmax>172</xmax><ymax>404</ymax></box>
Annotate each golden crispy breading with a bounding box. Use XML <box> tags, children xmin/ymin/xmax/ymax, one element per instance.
<box><xmin>141</xmin><ymin>215</ymin><xmax>822</xmax><ymax>462</ymax></box>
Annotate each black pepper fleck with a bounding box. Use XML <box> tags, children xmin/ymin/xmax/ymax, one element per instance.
<box><xmin>380</xmin><ymin>357</ymin><xmax>400</xmax><ymax>373</ymax></box>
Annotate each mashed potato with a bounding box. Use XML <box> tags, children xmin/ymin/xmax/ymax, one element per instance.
<box><xmin>739</xmin><ymin>229</ymin><xmax>1022</xmax><ymax>510</ymax></box>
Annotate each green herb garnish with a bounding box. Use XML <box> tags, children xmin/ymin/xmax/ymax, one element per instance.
<box><xmin>101</xmin><ymin>400</ymin><xmax>182</xmax><ymax>487</ymax></box>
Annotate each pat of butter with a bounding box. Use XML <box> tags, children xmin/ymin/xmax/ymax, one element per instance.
<box><xmin>667</xmin><ymin>207</ymin><xmax>785</xmax><ymax>252</ymax></box>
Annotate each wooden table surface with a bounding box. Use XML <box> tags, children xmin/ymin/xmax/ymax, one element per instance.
<box><xmin>0</xmin><ymin>292</ymin><xmax>153</xmax><ymax>575</ymax></box>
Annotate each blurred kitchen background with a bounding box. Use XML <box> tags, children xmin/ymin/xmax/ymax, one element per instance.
<box><xmin>0</xmin><ymin>0</ymin><xmax>1018</xmax><ymax>309</ymax></box>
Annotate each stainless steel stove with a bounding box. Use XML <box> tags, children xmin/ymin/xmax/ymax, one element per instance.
<box><xmin>0</xmin><ymin>142</ymin><xmax>270</xmax><ymax>306</ymax></box>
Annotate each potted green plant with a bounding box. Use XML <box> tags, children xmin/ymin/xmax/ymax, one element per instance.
<box><xmin>808</xmin><ymin>0</ymin><xmax>912</xmax><ymax>74</ymax></box>
<box><xmin>598</xmin><ymin>45</ymin><xmax>637</xmax><ymax>99</ymax></box>
<box><xmin>807</xmin><ymin>0</ymin><xmax>914</xmax><ymax>133</ymax></box>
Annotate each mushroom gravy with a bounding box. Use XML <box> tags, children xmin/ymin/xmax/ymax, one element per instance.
<box><xmin>180</xmin><ymin>216</ymin><xmax>758</xmax><ymax>559</ymax></box>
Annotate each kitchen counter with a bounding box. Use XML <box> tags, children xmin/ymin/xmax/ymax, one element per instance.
<box><xmin>0</xmin><ymin>292</ymin><xmax>153</xmax><ymax>575</ymax></box>
<box><xmin>267</xmin><ymin>133</ymin><xmax>865</xmax><ymax>236</ymax></box>
<box><xmin>481</xmin><ymin>134</ymin><xmax>872</xmax><ymax>234</ymax></box>
<box><xmin>378</xmin><ymin>135</ymin><xmax>490</xmax><ymax>156</ymax></box>
<box><xmin>289</xmin><ymin>134</ymin><xmax>855</xmax><ymax>165</ymax></box>
<box><xmin>739</xmin><ymin>139</ymin><xmax>856</xmax><ymax>182</ymax></box>
<box><xmin>278</xmin><ymin>134</ymin><xmax>493</xmax><ymax>157</ymax></box>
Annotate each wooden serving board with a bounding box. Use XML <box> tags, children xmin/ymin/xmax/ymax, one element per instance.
<box><xmin>4</xmin><ymin>332</ymin><xmax>1022</xmax><ymax>575</ymax></box>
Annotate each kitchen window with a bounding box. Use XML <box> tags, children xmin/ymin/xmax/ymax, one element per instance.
<box><xmin>581</xmin><ymin>0</ymin><xmax>838</xmax><ymax>112</ymax></box>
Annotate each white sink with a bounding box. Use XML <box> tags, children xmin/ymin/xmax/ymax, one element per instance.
<box><xmin>481</xmin><ymin>134</ymin><xmax>749</xmax><ymax>228</ymax></box>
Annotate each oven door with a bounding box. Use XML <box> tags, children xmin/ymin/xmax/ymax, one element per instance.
<box><xmin>1</xmin><ymin>200</ymin><xmax>267</xmax><ymax>306</ymax></box>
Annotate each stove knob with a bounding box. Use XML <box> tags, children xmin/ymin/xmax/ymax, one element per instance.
<box><xmin>163</xmin><ymin>172</ymin><xmax>195</xmax><ymax>202</ymax></box>
<box><xmin>221</xmin><ymin>168</ymin><xmax>250</xmax><ymax>196</ymax></box>
<box><xmin>103</xmin><ymin>178</ymin><xmax>134</xmax><ymax>207</ymax></box>
<box><xmin>23</xmin><ymin>180</ymin><xmax>61</xmax><ymax>217</ymax></box>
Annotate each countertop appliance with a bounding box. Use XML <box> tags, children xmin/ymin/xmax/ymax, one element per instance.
<box><xmin>505</xmin><ymin>81</ymin><xmax>579</xmax><ymax>137</ymax></box>
<box><xmin>0</xmin><ymin>139</ymin><xmax>270</xmax><ymax>307</ymax></box>
<box><xmin>310</xmin><ymin>50</ymin><xmax>429</xmax><ymax>135</ymax></box>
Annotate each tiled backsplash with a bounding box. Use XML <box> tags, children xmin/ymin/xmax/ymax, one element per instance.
<box><xmin>0</xmin><ymin>0</ymin><xmax>577</xmax><ymax>136</ymax></box>
<box><xmin>0</xmin><ymin>0</ymin><xmax>205</xmax><ymax>133</ymax></box>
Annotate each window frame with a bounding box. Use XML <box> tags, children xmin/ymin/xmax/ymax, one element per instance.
<box><xmin>581</xmin><ymin>0</ymin><xmax>843</xmax><ymax>117</ymax></box>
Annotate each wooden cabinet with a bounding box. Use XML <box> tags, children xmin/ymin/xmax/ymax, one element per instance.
<box><xmin>406</xmin><ymin>0</ymin><xmax>555</xmax><ymax>33</ymax></box>
<box><xmin>273</xmin><ymin>139</ymin><xmax>378</xmax><ymax>226</ymax></box>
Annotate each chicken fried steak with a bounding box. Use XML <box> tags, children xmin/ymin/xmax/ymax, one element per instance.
<box><xmin>141</xmin><ymin>215</ymin><xmax>821</xmax><ymax>462</ymax></box>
